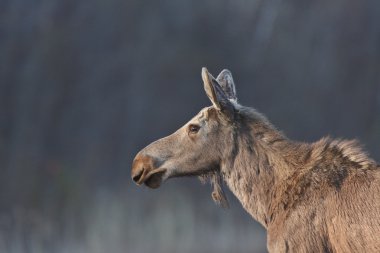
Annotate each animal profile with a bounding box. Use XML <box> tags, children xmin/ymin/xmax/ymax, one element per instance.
<box><xmin>131</xmin><ymin>67</ymin><xmax>380</xmax><ymax>252</ymax></box>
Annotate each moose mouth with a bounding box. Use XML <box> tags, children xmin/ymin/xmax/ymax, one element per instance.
<box><xmin>142</xmin><ymin>169</ymin><xmax>167</xmax><ymax>189</ymax></box>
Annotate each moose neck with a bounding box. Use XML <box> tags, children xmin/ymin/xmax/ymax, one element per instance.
<box><xmin>220</xmin><ymin>107</ymin><xmax>302</xmax><ymax>228</ymax></box>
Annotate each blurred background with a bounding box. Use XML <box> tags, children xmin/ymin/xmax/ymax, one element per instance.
<box><xmin>1</xmin><ymin>0</ymin><xmax>380</xmax><ymax>252</ymax></box>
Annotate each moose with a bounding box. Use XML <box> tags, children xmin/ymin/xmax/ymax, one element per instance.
<box><xmin>131</xmin><ymin>68</ymin><xmax>380</xmax><ymax>252</ymax></box>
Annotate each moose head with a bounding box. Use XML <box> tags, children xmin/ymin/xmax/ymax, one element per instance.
<box><xmin>131</xmin><ymin>68</ymin><xmax>240</xmax><ymax>206</ymax></box>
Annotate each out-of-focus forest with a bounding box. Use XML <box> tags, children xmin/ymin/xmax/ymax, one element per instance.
<box><xmin>0</xmin><ymin>0</ymin><xmax>379</xmax><ymax>252</ymax></box>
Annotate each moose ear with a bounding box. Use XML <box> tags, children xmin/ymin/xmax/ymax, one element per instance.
<box><xmin>216</xmin><ymin>69</ymin><xmax>237</xmax><ymax>102</ymax></box>
<box><xmin>202</xmin><ymin>67</ymin><xmax>235</xmax><ymax>117</ymax></box>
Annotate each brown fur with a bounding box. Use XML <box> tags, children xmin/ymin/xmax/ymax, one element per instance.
<box><xmin>131</xmin><ymin>68</ymin><xmax>380</xmax><ymax>252</ymax></box>
<box><xmin>220</xmin><ymin>106</ymin><xmax>380</xmax><ymax>252</ymax></box>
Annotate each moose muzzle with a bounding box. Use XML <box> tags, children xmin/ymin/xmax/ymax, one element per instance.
<box><xmin>131</xmin><ymin>154</ymin><xmax>166</xmax><ymax>189</ymax></box>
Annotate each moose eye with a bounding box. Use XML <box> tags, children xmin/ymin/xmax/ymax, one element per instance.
<box><xmin>188</xmin><ymin>124</ymin><xmax>200</xmax><ymax>134</ymax></box>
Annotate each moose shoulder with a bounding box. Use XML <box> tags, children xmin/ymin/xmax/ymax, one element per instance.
<box><xmin>131</xmin><ymin>67</ymin><xmax>380</xmax><ymax>253</ymax></box>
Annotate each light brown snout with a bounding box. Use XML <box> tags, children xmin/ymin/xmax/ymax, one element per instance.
<box><xmin>131</xmin><ymin>154</ymin><xmax>166</xmax><ymax>189</ymax></box>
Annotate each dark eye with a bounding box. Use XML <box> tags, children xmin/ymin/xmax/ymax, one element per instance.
<box><xmin>188</xmin><ymin>124</ymin><xmax>200</xmax><ymax>134</ymax></box>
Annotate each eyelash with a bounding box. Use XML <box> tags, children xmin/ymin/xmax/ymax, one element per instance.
<box><xmin>188</xmin><ymin>124</ymin><xmax>200</xmax><ymax>134</ymax></box>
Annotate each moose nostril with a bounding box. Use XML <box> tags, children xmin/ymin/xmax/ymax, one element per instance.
<box><xmin>132</xmin><ymin>168</ymin><xmax>144</xmax><ymax>183</ymax></box>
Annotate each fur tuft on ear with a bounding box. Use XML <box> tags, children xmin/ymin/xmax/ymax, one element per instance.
<box><xmin>216</xmin><ymin>69</ymin><xmax>237</xmax><ymax>102</ymax></box>
<box><xmin>202</xmin><ymin>67</ymin><xmax>220</xmax><ymax>109</ymax></box>
<box><xmin>202</xmin><ymin>67</ymin><xmax>235</xmax><ymax>118</ymax></box>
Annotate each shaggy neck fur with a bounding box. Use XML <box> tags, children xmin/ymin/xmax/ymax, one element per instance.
<box><xmin>220</xmin><ymin>106</ymin><xmax>377</xmax><ymax>228</ymax></box>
